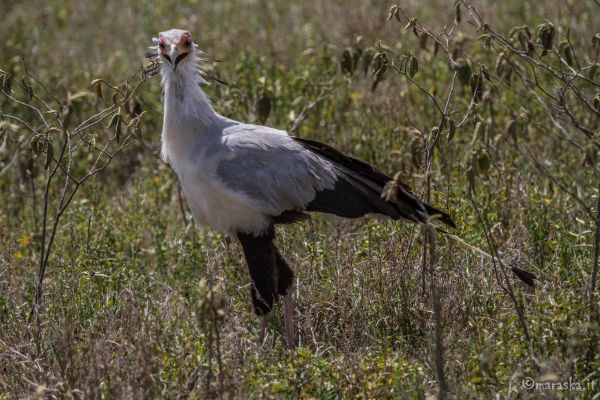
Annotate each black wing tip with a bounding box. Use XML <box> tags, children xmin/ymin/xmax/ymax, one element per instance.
<box><xmin>435</xmin><ymin>212</ymin><xmax>457</xmax><ymax>229</ymax></box>
<box><xmin>512</xmin><ymin>267</ymin><xmax>537</xmax><ymax>287</ymax></box>
<box><xmin>425</xmin><ymin>205</ymin><xmax>457</xmax><ymax>229</ymax></box>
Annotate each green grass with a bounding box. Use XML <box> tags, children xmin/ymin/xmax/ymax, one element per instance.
<box><xmin>1</xmin><ymin>0</ymin><xmax>599</xmax><ymax>398</ymax></box>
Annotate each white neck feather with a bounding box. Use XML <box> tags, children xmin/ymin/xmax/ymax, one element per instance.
<box><xmin>160</xmin><ymin>59</ymin><xmax>225</xmax><ymax>164</ymax></box>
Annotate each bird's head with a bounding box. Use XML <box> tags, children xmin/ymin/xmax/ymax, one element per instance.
<box><xmin>148</xmin><ymin>29</ymin><xmax>196</xmax><ymax>74</ymax></box>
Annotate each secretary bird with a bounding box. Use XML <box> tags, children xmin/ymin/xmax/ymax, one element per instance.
<box><xmin>149</xmin><ymin>29</ymin><xmax>456</xmax><ymax>348</ymax></box>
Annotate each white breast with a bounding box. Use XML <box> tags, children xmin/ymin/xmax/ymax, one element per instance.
<box><xmin>176</xmin><ymin>162</ymin><xmax>269</xmax><ymax>236</ymax></box>
<box><xmin>161</xmin><ymin>67</ymin><xmax>270</xmax><ymax>236</ymax></box>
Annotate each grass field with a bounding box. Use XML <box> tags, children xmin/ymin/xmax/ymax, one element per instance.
<box><xmin>1</xmin><ymin>0</ymin><xmax>599</xmax><ymax>398</ymax></box>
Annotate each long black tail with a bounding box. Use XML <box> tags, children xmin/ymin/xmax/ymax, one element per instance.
<box><xmin>296</xmin><ymin>137</ymin><xmax>456</xmax><ymax>228</ymax></box>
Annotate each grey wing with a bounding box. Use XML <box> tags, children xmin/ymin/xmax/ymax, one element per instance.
<box><xmin>215</xmin><ymin>125</ymin><xmax>338</xmax><ymax>216</ymax></box>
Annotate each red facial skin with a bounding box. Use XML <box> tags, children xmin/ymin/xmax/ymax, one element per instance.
<box><xmin>179</xmin><ymin>32</ymin><xmax>192</xmax><ymax>49</ymax></box>
<box><xmin>158</xmin><ymin>37</ymin><xmax>167</xmax><ymax>52</ymax></box>
<box><xmin>158</xmin><ymin>33</ymin><xmax>192</xmax><ymax>53</ymax></box>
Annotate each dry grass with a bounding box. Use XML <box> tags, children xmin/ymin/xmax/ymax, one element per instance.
<box><xmin>1</xmin><ymin>0</ymin><xmax>599</xmax><ymax>398</ymax></box>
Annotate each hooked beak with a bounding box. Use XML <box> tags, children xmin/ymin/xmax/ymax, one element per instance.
<box><xmin>163</xmin><ymin>46</ymin><xmax>189</xmax><ymax>71</ymax></box>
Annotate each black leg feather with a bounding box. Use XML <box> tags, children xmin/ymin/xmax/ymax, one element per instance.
<box><xmin>238</xmin><ymin>227</ymin><xmax>277</xmax><ymax>315</ymax></box>
<box><xmin>237</xmin><ymin>226</ymin><xmax>295</xmax><ymax>315</ymax></box>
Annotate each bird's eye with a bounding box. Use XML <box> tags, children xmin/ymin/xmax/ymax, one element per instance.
<box><xmin>180</xmin><ymin>33</ymin><xmax>192</xmax><ymax>48</ymax></box>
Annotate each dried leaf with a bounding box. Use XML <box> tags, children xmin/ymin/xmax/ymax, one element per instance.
<box><xmin>506</xmin><ymin>119</ymin><xmax>520</xmax><ymax>143</ymax></box>
<box><xmin>387</xmin><ymin>5</ymin><xmax>398</xmax><ymax>21</ymax></box>
<box><xmin>1</xmin><ymin>74</ymin><xmax>12</xmax><ymax>94</ymax></box>
<box><xmin>90</xmin><ymin>78</ymin><xmax>103</xmax><ymax>100</ymax></box>
<box><xmin>589</xmin><ymin>64</ymin><xmax>599</xmax><ymax>80</ymax></box>
<box><xmin>115</xmin><ymin>115</ymin><xmax>121</xmax><ymax>144</ymax></box>
<box><xmin>537</xmin><ymin>21</ymin><xmax>555</xmax><ymax>56</ymax></box>
<box><xmin>107</xmin><ymin>112</ymin><xmax>119</xmax><ymax>129</ymax></box>
<box><xmin>408</xmin><ymin>55</ymin><xmax>419</xmax><ymax>78</ymax></box>
<box><xmin>448</xmin><ymin>119</ymin><xmax>456</xmax><ymax>142</ymax></box>
<box><xmin>593</xmin><ymin>93</ymin><xmax>600</xmax><ymax>112</ymax></box>
<box><xmin>477</xmin><ymin>152</ymin><xmax>491</xmax><ymax>176</ymax></box>
<box><xmin>44</xmin><ymin>142</ymin><xmax>53</xmax><ymax>169</ymax></box>
<box><xmin>456</xmin><ymin>58</ymin><xmax>472</xmax><ymax>86</ymax></box>
<box><xmin>340</xmin><ymin>48</ymin><xmax>354</xmax><ymax>75</ymax></box>
<box><xmin>470</xmin><ymin>73</ymin><xmax>483</xmax><ymax>102</ymax></box>
<box><xmin>559</xmin><ymin>41</ymin><xmax>574</xmax><ymax>66</ymax></box>
<box><xmin>419</xmin><ymin>34</ymin><xmax>428</xmax><ymax>50</ymax></box>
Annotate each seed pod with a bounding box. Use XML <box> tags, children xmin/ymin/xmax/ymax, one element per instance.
<box><xmin>107</xmin><ymin>111</ymin><xmax>119</xmax><ymax>129</ymax></box>
<box><xmin>537</xmin><ymin>21</ymin><xmax>555</xmax><ymax>56</ymax></box>
<box><xmin>559</xmin><ymin>40</ymin><xmax>574</xmax><ymax>66</ymax></box>
<box><xmin>1</xmin><ymin>73</ymin><xmax>12</xmax><ymax>94</ymax></box>
<box><xmin>387</xmin><ymin>5</ymin><xmax>399</xmax><ymax>21</ymax></box>
<box><xmin>22</xmin><ymin>79</ymin><xmax>33</xmax><ymax>101</ymax></box>
<box><xmin>589</xmin><ymin>64</ymin><xmax>599</xmax><ymax>80</ymax></box>
<box><xmin>455</xmin><ymin>58</ymin><xmax>472</xmax><ymax>86</ymax></box>
<box><xmin>256</xmin><ymin>92</ymin><xmax>272</xmax><ymax>123</ymax></box>
<box><xmin>478</xmin><ymin>34</ymin><xmax>492</xmax><ymax>48</ymax></box>
<box><xmin>506</xmin><ymin>119</ymin><xmax>519</xmax><ymax>143</ymax></box>
<box><xmin>407</xmin><ymin>55</ymin><xmax>419</xmax><ymax>78</ymax></box>
<box><xmin>434</xmin><ymin>41</ymin><xmax>440</xmax><ymax>56</ymax></box>
<box><xmin>593</xmin><ymin>93</ymin><xmax>600</xmax><ymax>112</ymax></box>
<box><xmin>470</xmin><ymin>73</ymin><xmax>483</xmax><ymax>102</ymax></box>
<box><xmin>584</xmin><ymin>144</ymin><xmax>598</xmax><ymax>166</ymax></box>
<box><xmin>481</xmin><ymin>64</ymin><xmax>491</xmax><ymax>81</ymax></box>
<box><xmin>115</xmin><ymin>115</ymin><xmax>121</xmax><ymax>144</ymax></box>
<box><xmin>361</xmin><ymin>47</ymin><xmax>375</xmax><ymax>76</ymax></box>
<box><xmin>466</xmin><ymin>166</ymin><xmax>475</xmax><ymax>193</ymax></box>
<box><xmin>371</xmin><ymin>52</ymin><xmax>388</xmax><ymax>92</ymax></box>
<box><xmin>90</xmin><ymin>78</ymin><xmax>103</xmax><ymax>100</ymax></box>
<box><xmin>352</xmin><ymin>48</ymin><xmax>362</xmax><ymax>70</ymax></box>
<box><xmin>447</xmin><ymin>118</ymin><xmax>456</xmax><ymax>142</ymax></box>
<box><xmin>419</xmin><ymin>34</ymin><xmax>428</xmax><ymax>50</ymax></box>
<box><xmin>340</xmin><ymin>48</ymin><xmax>353</xmax><ymax>75</ymax></box>
<box><xmin>477</xmin><ymin>152</ymin><xmax>491</xmax><ymax>176</ymax></box>
<box><xmin>44</xmin><ymin>142</ymin><xmax>54</xmax><ymax>169</ymax></box>
<box><xmin>128</xmin><ymin>96</ymin><xmax>142</xmax><ymax>116</ymax></box>
<box><xmin>29</xmin><ymin>134</ymin><xmax>46</xmax><ymax>155</ymax></box>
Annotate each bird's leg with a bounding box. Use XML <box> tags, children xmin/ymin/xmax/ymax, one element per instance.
<box><xmin>283</xmin><ymin>291</ymin><xmax>296</xmax><ymax>349</ymax></box>
<box><xmin>258</xmin><ymin>315</ymin><xmax>268</xmax><ymax>344</ymax></box>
